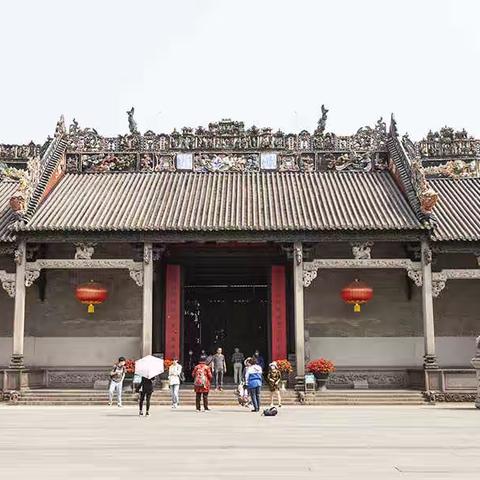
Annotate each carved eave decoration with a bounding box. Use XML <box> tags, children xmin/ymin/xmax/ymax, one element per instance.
<box><xmin>431</xmin><ymin>269</ymin><xmax>480</xmax><ymax>297</ymax></box>
<box><xmin>387</xmin><ymin>115</ymin><xmax>438</xmax><ymax>225</ymax></box>
<box><xmin>302</xmin><ymin>258</ymin><xmax>423</xmax><ymax>288</ymax></box>
<box><xmin>24</xmin><ymin>259</ymin><xmax>145</xmax><ymax>288</ymax></box>
<box><xmin>1</xmin><ymin>116</ymin><xmax>68</xmax><ymax>222</ymax></box>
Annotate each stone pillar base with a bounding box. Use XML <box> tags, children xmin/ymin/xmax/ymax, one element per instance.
<box><xmin>471</xmin><ymin>357</ymin><xmax>480</xmax><ymax>409</ymax></box>
<box><xmin>3</xmin><ymin>369</ymin><xmax>28</xmax><ymax>391</ymax></box>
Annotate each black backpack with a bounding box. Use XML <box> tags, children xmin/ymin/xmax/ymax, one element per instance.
<box><xmin>262</xmin><ymin>407</ymin><xmax>278</xmax><ymax>417</ymax></box>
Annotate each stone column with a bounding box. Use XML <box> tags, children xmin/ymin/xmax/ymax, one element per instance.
<box><xmin>472</xmin><ymin>336</ymin><xmax>480</xmax><ymax>409</ymax></box>
<box><xmin>293</xmin><ymin>242</ymin><xmax>305</xmax><ymax>380</ymax></box>
<box><xmin>11</xmin><ymin>241</ymin><xmax>26</xmax><ymax>368</ymax></box>
<box><xmin>142</xmin><ymin>243</ymin><xmax>153</xmax><ymax>357</ymax></box>
<box><xmin>421</xmin><ymin>240</ymin><xmax>439</xmax><ymax>391</ymax></box>
<box><xmin>421</xmin><ymin>240</ymin><xmax>437</xmax><ymax>368</ymax></box>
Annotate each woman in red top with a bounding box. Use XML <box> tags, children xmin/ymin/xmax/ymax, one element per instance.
<box><xmin>192</xmin><ymin>355</ymin><xmax>213</xmax><ymax>412</ymax></box>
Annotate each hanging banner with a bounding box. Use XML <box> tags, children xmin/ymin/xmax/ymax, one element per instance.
<box><xmin>271</xmin><ymin>265</ymin><xmax>287</xmax><ymax>360</ymax></box>
<box><xmin>165</xmin><ymin>264</ymin><xmax>181</xmax><ymax>360</ymax></box>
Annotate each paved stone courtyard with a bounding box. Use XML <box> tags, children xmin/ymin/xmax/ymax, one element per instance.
<box><xmin>0</xmin><ymin>404</ymin><xmax>479</xmax><ymax>479</ymax></box>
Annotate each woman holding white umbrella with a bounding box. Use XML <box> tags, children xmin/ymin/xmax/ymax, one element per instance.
<box><xmin>135</xmin><ymin>355</ymin><xmax>165</xmax><ymax>417</ymax></box>
<box><xmin>139</xmin><ymin>376</ymin><xmax>154</xmax><ymax>416</ymax></box>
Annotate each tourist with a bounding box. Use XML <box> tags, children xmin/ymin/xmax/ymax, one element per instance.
<box><xmin>243</xmin><ymin>357</ymin><xmax>252</xmax><ymax>383</ymax></box>
<box><xmin>186</xmin><ymin>350</ymin><xmax>195</xmax><ymax>380</ymax></box>
<box><xmin>212</xmin><ymin>347</ymin><xmax>226</xmax><ymax>390</ymax></box>
<box><xmin>253</xmin><ymin>349</ymin><xmax>265</xmax><ymax>370</ymax></box>
<box><xmin>108</xmin><ymin>356</ymin><xmax>126</xmax><ymax>407</ymax></box>
<box><xmin>267</xmin><ymin>362</ymin><xmax>282</xmax><ymax>408</ymax></box>
<box><xmin>139</xmin><ymin>376</ymin><xmax>155</xmax><ymax>416</ymax></box>
<box><xmin>192</xmin><ymin>355</ymin><xmax>213</xmax><ymax>412</ymax></box>
<box><xmin>231</xmin><ymin>347</ymin><xmax>245</xmax><ymax>384</ymax></box>
<box><xmin>168</xmin><ymin>357</ymin><xmax>183</xmax><ymax>408</ymax></box>
<box><xmin>245</xmin><ymin>356</ymin><xmax>263</xmax><ymax>412</ymax></box>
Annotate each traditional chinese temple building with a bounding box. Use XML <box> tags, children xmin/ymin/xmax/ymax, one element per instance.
<box><xmin>0</xmin><ymin>110</ymin><xmax>479</xmax><ymax>395</ymax></box>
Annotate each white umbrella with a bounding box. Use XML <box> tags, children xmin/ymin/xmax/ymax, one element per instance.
<box><xmin>135</xmin><ymin>355</ymin><xmax>164</xmax><ymax>379</ymax></box>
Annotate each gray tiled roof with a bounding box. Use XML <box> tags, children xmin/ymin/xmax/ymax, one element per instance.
<box><xmin>21</xmin><ymin>171</ymin><xmax>422</xmax><ymax>233</ymax></box>
<box><xmin>0</xmin><ymin>180</ymin><xmax>18</xmax><ymax>242</ymax></box>
<box><xmin>430</xmin><ymin>178</ymin><xmax>480</xmax><ymax>242</ymax></box>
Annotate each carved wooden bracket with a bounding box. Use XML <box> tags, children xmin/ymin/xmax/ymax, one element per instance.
<box><xmin>302</xmin><ymin>258</ymin><xmax>423</xmax><ymax>288</ymax></box>
<box><xmin>0</xmin><ymin>270</ymin><xmax>15</xmax><ymax>297</ymax></box>
<box><xmin>24</xmin><ymin>259</ymin><xmax>144</xmax><ymax>288</ymax></box>
<box><xmin>431</xmin><ymin>269</ymin><xmax>480</xmax><ymax>297</ymax></box>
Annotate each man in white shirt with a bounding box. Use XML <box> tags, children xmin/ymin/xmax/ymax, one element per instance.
<box><xmin>108</xmin><ymin>356</ymin><xmax>126</xmax><ymax>407</ymax></box>
<box><xmin>168</xmin><ymin>358</ymin><xmax>183</xmax><ymax>408</ymax></box>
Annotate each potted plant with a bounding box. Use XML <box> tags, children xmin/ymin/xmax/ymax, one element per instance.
<box><xmin>124</xmin><ymin>359</ymin><xmax>135</xmax><ymax>390</ymax></box>
<box><xmin>275</xmin><ymin>359</ymin><xmax>293</xmax><ymax>390</ymax></box>
<box><xmin>306</xmin><ymin>358</ymin><xmax>335</xmax><ymax>391</ymax></box>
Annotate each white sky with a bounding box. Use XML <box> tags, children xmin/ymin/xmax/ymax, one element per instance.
<box><xmin>0</xmin><ymin>0</ymin><xmax>479</xmax><ymax>143</ymax></box>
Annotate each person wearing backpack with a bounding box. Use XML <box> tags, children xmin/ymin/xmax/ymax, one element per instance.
<box><xmin>192</xmin><ymin>355</ymin><xmax>213</xmax><ymax>412</ymax></box>
<box><xmin>245</xmin><ymin>356</ymin><xmax>263</xmax><ymax>412</ymax></box>
<box><xmin>108</xmin><ymin>356</ymin><xmax>126</xmax><ymax>407</ymax></box>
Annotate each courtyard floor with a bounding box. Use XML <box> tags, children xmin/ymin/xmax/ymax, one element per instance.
<box><xmin>0</xmin><ymin>404</ymin><xmax>479</xmax><ymax>480</ymax></box>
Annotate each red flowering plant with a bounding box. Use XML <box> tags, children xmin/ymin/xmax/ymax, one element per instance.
<box><xmin>275</xmin><ymin>359</ymin><xmax>293</xmax><ymax>379</ymax></box>
<box><xmin>124</xmin><ymin>359</ymin><xmax>135</xmax><ymax>375</ymax></box>
<box><xmin>307</xmin><ymin>358</ymin><xmax>335</xmax><ymax>376</ymax></box>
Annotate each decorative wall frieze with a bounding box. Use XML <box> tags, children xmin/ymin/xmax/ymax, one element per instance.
<box><xmin>423</xmin><ymin>159</ymin><xmax>479</xmax><ymax>178</ymax></box>
<box><xmin>0</xmin><ymin>270</ymin><xmax>15</xmax><ymax>297</ymax></box>
<box><xmin>24</xmin><ymin>259</ymin><xmax>144</xmax><ymax>287</ymax></box>
<box><xmin>431</xmin><ymin>269</ymin><xmax>480</xmax><ymax>297</ymax></box>
<box><xmin>0</xmin><ymin>142</ymin><xmax>41</xmax><ymax>162</ymax></box>
<box><xmin>419</xmin><ymin>127</ymin><xmax>480</xmax><ymax>159</ymax></box>
<box><xmin>74</xmin><ymin>243</ymin><xmax>95</xmax><ymax>260</ymax></box>
<box><xmin>60</xmin><ymin>115</ymin><xmax>390</xmax><ymax>174</ymax></box>
<box><xmin>351</xmin><ymin>242</ymin><xmax>373</xmax><ymax>259</ymax></box>
<box><xmin>302</xmin><ymin>258</ymin><xmax>422</xmax><ymax>287</ymax></box>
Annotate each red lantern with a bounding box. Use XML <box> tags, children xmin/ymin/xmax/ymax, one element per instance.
<box><xmin>75</xmin><ymin>281</ymin><xmax>108</xmax><ymax>314</ymax></box>
<box><xmin>341</xmin><ymin>279</ymin><xmax>373</xmax><ymax>313</ymax></box>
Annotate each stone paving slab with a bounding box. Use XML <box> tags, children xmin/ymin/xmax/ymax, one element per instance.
<box><xmin>0</xmin><ymin>404</ymin><xmax>479</xmax><ymax>480</ymax></box>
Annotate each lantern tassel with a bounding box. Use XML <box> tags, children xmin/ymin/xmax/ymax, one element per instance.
<box><xmin>88</xmin><ymin>304</ymin><xmax>95</xmax><ymax>314</ymax></box>
<box><xmin>354</xmin><ymin>303</ymin><xmax>361</xmax><ymax>313</ymax></box>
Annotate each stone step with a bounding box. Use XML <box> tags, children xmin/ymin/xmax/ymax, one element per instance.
<box><xmin>13</xmin><ymin>388</ymin><xmax>425</xmax><ymax>406</ymax></box>
<box><xmin>13</xmin><ymin>399</ymin><xmax>425</xmax><ymax>407</ymax></box>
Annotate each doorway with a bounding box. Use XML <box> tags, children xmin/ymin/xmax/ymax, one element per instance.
<box><xmin>184</xmin><ymin>285</ymin><xmax>269</xmax><ymax>366</ymax></box>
